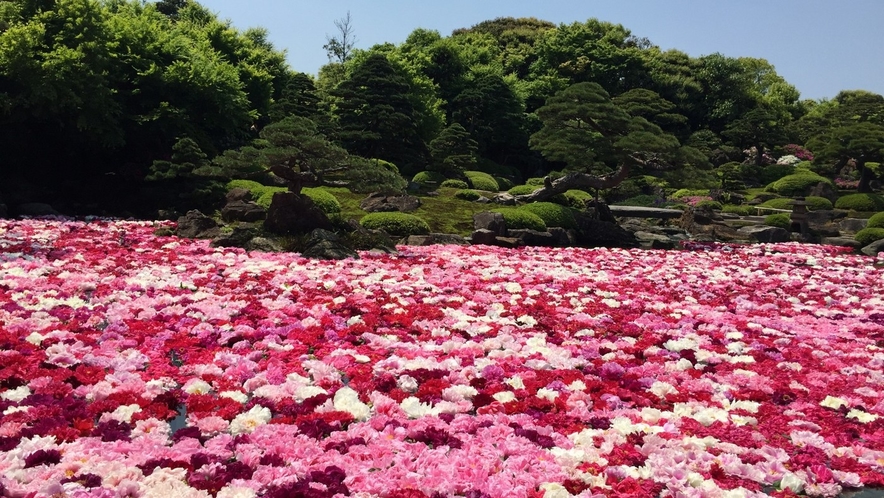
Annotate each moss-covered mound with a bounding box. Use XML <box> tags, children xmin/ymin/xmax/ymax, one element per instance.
<box><xmin>765</xmin><ymin>173</ymin><xmax>833</xmax><ymax>197</ymax></box>
<box><xmin>867</xmin><ymin>212</ymin><xmax>884</xmax><ymax>229</ymax></box>
<box><xmin>491</xmin><ymin>208</ymin><xmax>547</xmax><ymax>232</ymax></box>
<box><xmin>454</xmin><ymin>189</ymin><xmax>482</xmax><ymax>201</ymax></box>
<box><xmin>759</xmin><ymin>196</ymin><xmax>833</xmax><ymax>211</ymax></box>
<box><xmin>834</xmin><ymin>193</ymin><xmax>884</xmax><ymax>212</ymax></box>
<box><xmin>464</xmin><ymin>171</ymin><xmax>500</xmax><ymax>192</ymax></box>
<box><xmin>855</xmin><ymin>227</ymin><xmax>884</xmax><ymax>246</ymax></box>
<box><xmin>359</xmin><ymin>212</ymin><xmax>431</xmax><ymax>237</ymax></box>
<box><xmin>520</xmin><ymin>202</ymin><xmax>577</xmax><ymax>229</ymax></box>
<box><xmin>412</xmin><ymin>171</ymin><xmax>446</xmax><ymax>186</ymax></box>
<box><xmin>764</xmin><ymin>213</ymin><xmax>792</xmax><ymax>230</ymax></box>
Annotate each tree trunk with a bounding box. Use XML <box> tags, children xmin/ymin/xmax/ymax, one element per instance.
<box><xmin>515</xmin><ymin>161</ymin><xmax>632</xmax><ymax>203</ymax></box>
<box><xmin>857</xmin><ymin>160</ymin><xmax>875</xmax><ymax>193</ymax></box>
<box><xmin>755</xmin><ymin>144</ymin><xmax>765</xmax><ymax>166</ymax></box>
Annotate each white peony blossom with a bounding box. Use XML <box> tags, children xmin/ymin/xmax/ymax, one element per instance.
<box><xmin>493</xmin><ymin>391</ymin><xmax>516</xmax><ymax>403</ymax></box>
<box><xmin>505</xmin><ymin>376</ymin><xmax>525</xmax><ymax>390</ymax></box>
<box><xmin>216</xmin><ymin>486</ymin><xmax>257</xmax><ymax>498</ymax></box>
<box><xmin>333</xmin><ymin>387</ymin><xmax>371</xmax><ymax>421</ymax></box>
<box><xmin>229</xmin><ymin>405</ymin><xmax>271</xmax><ymax>435</ymax></box>
<box><xmin>182</xmin><ymin>379</ymin><xmax>212</xmax><ymax>395</ymax></box>
<box><xmin>820</xmin><ymin>396</ymin><xmax>848</xmax><ymax>409</ymax></box>
<box><xmin>779</xmin><ymin>472</ymin><xmax>805</xmax><ymax>493</ymax></box>
<box><xmin>220</xmin><ymin>391</ymin><xmax>249</xmax><ymax>404</ymax></box>
<box><xmin>397</xmin><ymin>375</ymin><xmax>419</xmax><ymax>393</ymax></box>
<box><xmin>539</xmin><ymin>482</ymin><xmax>571</xmax><ymax>498</ymax></box>
<box><xmin>294</xmin><ymin>385</ymin><xmax>327</xmax><ymax>402</ymax></box>
<box><xmin>400</xmin><ymin>397</ymin><xmax>438</xmax><ymax>418</ymax></box>
<box><xmin>847</xmin><ymin>409</ymin><xmax>879</xmax><ymax>423</ymax></box>
<box><xmin>536</xmin><ymin>388</ymin><xmax>560</xmax><ymax>401</ymax></box>
<box><xmin>1</xmin><ymin>385</ymin><xmax>31</xmax><ymax>402</ymax></box>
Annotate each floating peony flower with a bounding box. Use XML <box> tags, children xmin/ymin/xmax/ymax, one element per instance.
<box><xmin>229</xmin><ymin>405</ymin><xmax>271</xmax><ymax>435</ymax></box>
<box><xmin>820</xmin><ymin>396</ymin><xmax>849</xmax><ymax>410</ymax></box>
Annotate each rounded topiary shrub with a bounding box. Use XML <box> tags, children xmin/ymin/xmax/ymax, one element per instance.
<box><xmin>764</xmin><ymin>213</ymin><xmax>792</xmax><ymax>230</ymax></box>
<box><xmin>672</xmin><ymin>188</ymin><xmax>709</xmax><ymax>200</ymax></box>
<box><xmin>255</xmin><ymin>187</ymin><xmax>288</xmax><ymax>208</ymax></box>
<box><xmin>440</xmin><ymin>179</ymin><xmax>469</xmax><ymax>189</ymax></box>
<box><xmin>454</xmin><ymin>189</ymin><xmax>482</xmax><ymax>201</ymax></box>
<box><xmin>758</xmin><ymin>164</ymin><xmax>795</xmax><ymax>185</ymax></box>
<box><xmin>722</xmin><ymin>205</ymin><xmax>752</xmax><ymax>216</ymax></box>
<box><xmin>359</xmin><ymin>212</ymin><xmax>431</xmax><ymax>237</ymax></box>
<box><xmin>855</xmin><ymin>227</ymin><xmax>884</xmax><ymax>246</ymax></box>
<box><xmin>834</xmin><ymin>193</ymin><xmax>884</xmax><ymax>212</ymax></box>
<box><xmin>464</xmin><ymin>171</ymin><xmax>500</xmax><ymax>192</ymax></box>
<box><xmin>520</xmin><ymin>202</ymin><xmax>577</xmax><ymax>229</ymax></box>
<box><xmin>494</xmin><ymin>176</ymin><xmax>515</xmax><ymax>191</ymax></box>
<box><xmin>765</xmin><ymin>173</ymin><xmax>833</xmax><ymax>196</ymax></box>
<box><xmin>412</xmin><ymin>171</ymin><xmax>446</xmax><ymax>186</ymax></box>
<box><xmin>552</xmin><ymin>189</ymin><xmax>594</xmax><ymax>209</ymax></box>
<box><xmin>695</xmin><ymin>200</ymin><xmax>723</xmax><ymax>210</ymax></box>
<box><xmin>302</xmin><ymin>188</ymin><xmax>342</xmax><ymax>214</ymax></box>
<box><xmin>759</xmin><ymin>196</ymin><xmax>833</xmax><ymax>212</ymax></box>
<box><xmin>526</xmin><ymin>177</ymin><xmax>547</xmax><ymax>186</ymax></box>
<box><xmin>508</xmin><ymin>184</ymin><xmax>540</xmax><ymax>196</ymax></box>
<box><xmin>867</xmin><ymin>212</ymin><xmax>884</xmax><ymax>229</ymax></box>
<box><xmin>227</xmin><ymin>179</ymin><xmax>265</xmax><ymax>193</ymax></box>
<box><xmin>491</xmin><ymin>208</ymin><xmax>547</xmax><ymax>232</ymax></box>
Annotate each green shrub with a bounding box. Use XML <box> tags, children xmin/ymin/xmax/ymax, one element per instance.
<box><xmin>491</xmin><ymin>208</ymin><xmax>547</xmax><ymax>232</ymax></box>
<box><xmin>764</xmin><ymin>213</ymin><xmax>792</xmax><ymax>230</ymax></box>
<box><xmin>454</xmin><ymin>189</ymin><xmax>482</xmax><ymax>201</ymax></box>
<box><xmin>412</xmin><ymin>171</ymin><xmax>446</xmax><ymax>185</ymax></box>
<box><xmin>855</xmin><ymin>228</ymin><xmax>884</xmax><ymax>246</ymax></box>
<box><xmin>758</xmin><ymin>164</ymin><xmax>795</xmax><ymax>185</ymax></box>
<box><xmin>227</xmin><ymin>179</ymin><xmax>265</xmax><ymax>193</ymax></box>
<box><xmin>440</xmin><ymin>179</ymin><xmax>469</xmax><ymax>189</ymax></box>
<box><xmin>552</xmin><ymin>189</ymin><xmax>594</xmax><ymax>209</ymax></box>
<box><xmin>464</xmin><ymin>171</ymin><xmax>500</xmax><ymax>192</ymax></box>
<box><xmin>494</xmin><ymin>176</ymin><xmax>515</xmax><ymax>191</ymax></box>
<box><xmin>722</xmin><ymin>204</ymin><xmax>752</xmax><ymax>216</ymax></box>
<box><xmin>255</xmin><ymin>187</ymin><xmax>288</xmax><ymax>208</ymax></box>
<box><xmin>359</xmin><ymin>212</ymin><xmax>431</xmax><ymax>237</ymax></box>
<box><xmin>302</xmin><ymin>188</ymin><xmax>342</xmax><ymax>214</ymax></box>
<box><xmin>526</xmin><ymin>177</ymin><xmax>547</xmax><ymax>186</ymax></box>
<box><xmin>520</xmin><ymin>202</ymin><xmax>577</xmax><ymax>229</ymax></box>
<box><xmin>834</xmin><ymin>193</ymin><xmax>884</xmax><ymax>212</ymax></box>
<box><xmin>696</xmin><ymin>200</ymin><xmax>723</xmax><ymax>210</ymax></box>
<box><xmin>615</xmin><ymin>195</ymin><xmax>659</xmax><ymax>207</ymax></box>
<box><xmin>765</xmin><ymin>173</ymin><xmax>833</xmax><ymax>196</ymax></box>
<box><xmin>759</xmin><ymin>196</ymin><xmax>832</xmax><ymax>211</ymax></box>
<box><xmin>867</xmin><ymin>212</ymin><xmax>884</xmax><ymax>229</ymax></box>
<box><xmin>672</xmin><ymin>188</ymin><xmax>710</xmax><ymax>200</ymax></box>
<box><xmin>508</xmin><ymin>184</ymin><xmax>541</xmax><ymax>196</ymax></box>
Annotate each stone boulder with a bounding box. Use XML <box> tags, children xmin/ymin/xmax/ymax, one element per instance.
<box><xmin>821</xmin><ymin>237</ymin><xmax>863</xmax><ymax>249</ymax></box>
<box><xmin>17</xmin><ymin>202</ymin><xmax>59</xmax><ymax>217</ymax></box>
<box><xmin>678</xmin><ymin>206</ymin><xmax>746</xmax><ymax>242</ymax></box>
<box><xmin>473</xmin><ymin>212</ymin><xmax>507</xmax><ymax>235</ymax></box>
<box><xmin>808</xmin><ymin>182</ymin><xmax>838</xmax><ymax>203</ymax></box>
<box><xmin>573</xmin><ymin>212</ymin><xmax>639</xmax><ymax>248</ymax></box>
<box><xmin>470</xmin><ymin>229</ymin><xmax>499</xmax><ymax>246</ymax></box>
<box><xmin>509</xmin><ymin>229</ymin><xmax>556</xmax><ymax>247</ymax></box>
<box><xmin>405</xmin><ymin>233</ymin><xmax>469</xmax><ymax>246</ymax></box>
<box><xmin>634</xmin><ymin>231</ymin><xmax>677</xmax><ymax>249</ymax></box>
<box><xmin>301</xmin><ymin>229</ymin><xmax>358</xmax><ymax>260</ymax></box>
<box><xmin>211</xmin><ymin>224</ymin><xmax>259</xmax><ymax>248</ymax></box>
<box><xmin>861</xmin><ymin>238</ymin><xmax>884</xmax><ymax>256</ymax></box>
<box><xmin>246</xmin><ymin>237</ymin><xmax>283</xmax><ymax>253</ymax></box>
<box><xmin>221</xmin><ymin>200</ymin><xmax>266</xmax><ymax>223</ymax></box>
<box><xmin>176</xmin><ymin>210</ymin><xmax>220</xmax><ymax>239</ymax></box>
<box><xmin>806</xmin><ymin>210</ymin><xmax>848</xmax><ymax>237</ymax></box>
<box><xmin>491</xmin><ymin>193</ymin><xmax>517</xmax><ymax>205</ymax></box>
<box><xmin>226</xmin><ymin>188</ymin><xmax>253</xmax><ymax>203</ymax></box>
<box><xmin>548</xmin><ymin>227</ymin><xmax>577</xmax><ymax>247</ymax></box>
<box><xmin>839</xmin><ymin>218</ymin><xmax>868</xmax><ymax>234</ymax></box>
<box><xmin>737</xmin><ymin>225</ymin><xmax>792</xmax><ymax>243</ymax></box>
<box><xmin>265</xmin><ymin>192</ymin><xmax>333</xmax><ymax>235</ymax></box>
<box><xmin>359</xmin><ymin>193</ymin><xmax>421</xmax><ymax>213</ymax></box>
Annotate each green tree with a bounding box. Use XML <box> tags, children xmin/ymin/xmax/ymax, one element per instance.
<box><xmin>450</xmin><ymin>73</ymin><xmax>528</xmax><ymax>164</ymax></box>
<box><xmin>525</xmin><ymin>82</ymin><xmax>681</xmax><ymax>200</ymax></box>
<box><xmin>722</xmin><ymin>106</ymin><xmax>789</xmax><ymax>165</ymax></box>
<box><xmin>323</xmin><ymin>11</ymin><xmax>356</xmax><ymax>63</ymax></box>
<box><xmin>428</xmin><ymin>123</ymin><xmax>478</xmax><ymax>178</ymax></box>
<box><xmin>331</xmin><ymin>53</ymin><xmax>428</xmax><ymax>174</ymax></box>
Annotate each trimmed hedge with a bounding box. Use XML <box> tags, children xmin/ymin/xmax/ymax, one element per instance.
<box><xmin>867</xmin><ymin>212</ymin><xmax>884</xmax><ymax>229</ymax></box>
<box><xmin>494</xmin><ymin>176</ymin><xmax>515</xmax><ymax>191</ymax></box>
<box><xmin>695</xmin><ymin>200</ymin><xmax>723</xmax><ymax>210</ymax></box>
<box><xmin>759</xmin><ymin>196</ymin><xmax>833</xmax><ymax>211</ymax></box>
<box><xmin>765</xmin><ymin>173</ymin><xmax>833</xmax><ymax>196</ymax></box>
<box><xmin>508</xmin><ymin>184</ymin><xmax>541</xmax><ymax>196</ymax></box>
<box><xmin>672</xmin><ymin>188</ymin><xmax>710</xmax><ymax>200</ymax></box>
<box><xmin>722</xmin><ymin>205</ymin><xmax>752</xmax><ymax>216</ymax></box>
<box><xmin>454</xmin><ymin>189</ymin><xmax>482</xmax><ymax>201</ymax></box>
<box><xmin>440</xmin><ymin>179</ymin><xmax>469</xmax><ymax>189</ymax></box>
<box><xmin>255</xmin><ymin>187</ymin><xmax>287</xmax><ymax>208</ymax></box>
<box><xmin>526</xmin><ymin>177</ymin><xmax>547</xmax><ymax>186</ymax></box>
<box><xmin>855</xmin><ymin>228</ymin><xmax>884</xmax><ymax>246</ymax></box>
<box><xmin>412</xmin><ymin>171</ymin><xmax>446</xmax><ymax>185</ymax></box>
<box><xmin>764</xmin><ymin>213</ymin><xmax>792</xmax><ymax>230</ymax></box>
<box><xmin>553</xmin><ymin>189</ymin><xmax>594</xmax><ymax>209</ymax></box>
<box><xmin>359</xmin><ymin>212</ymin><xmax>430</xmax><ymax>237</ymax></box>
<box><xmin>491</xmin><ymin>208</ymin><xmax>547</xmax><ymax>232</ymax></box>
<box><xmin>834</xmin><ymin>193</ymin><xmax>884</xmax><ymax>212</ymax></box>
<box><xmin>520</xmin><ymin>202</ymin><xmax>577</xmax><ymax>229</ymax></box>
<box><xmin>464</xmin><ymin>171</ymin><xmax>500</xmax><ymax>192</ymax></box>
<box><xmin>302</xmin><ymin>188</ymin><xmax>342</xmax><ymax>214</ymax></box>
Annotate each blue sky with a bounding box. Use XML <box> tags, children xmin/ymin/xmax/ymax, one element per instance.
<box><xmin>196</xmin><ymin>0</ymin><xmax>883</xmax><ymax>101</ymax></box>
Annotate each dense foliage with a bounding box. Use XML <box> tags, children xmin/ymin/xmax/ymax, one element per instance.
<box><xmin>1</xmin><ymin>3</ymin><xmax>881</xmax><ymax>217</ymax></box>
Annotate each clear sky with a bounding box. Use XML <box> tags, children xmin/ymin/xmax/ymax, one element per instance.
<box><xmin>195</xmin><ymin>0</ymin><xmax>883</xmax><ymax>101</ymax></box>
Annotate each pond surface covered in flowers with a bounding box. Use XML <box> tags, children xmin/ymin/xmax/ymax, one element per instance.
<box><xmin>1</xmin><ymin>219</ymin><xmax>883</xmax><ymax>498</ymax></box>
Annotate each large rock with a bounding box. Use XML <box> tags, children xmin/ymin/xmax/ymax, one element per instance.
<box><xmin>737</xmin><ymin>225</ymin><xmax>792</xmax><ymax>243</ymax></box>
<box><xmin>301</xmin><ymin>229</ymin><xmax>358</xmax><ymax>260</ymax></box>
<box><xmin>359</xmin><ymin>192</ymin><xmax>421</xmax><ymax>213</ymax></box>
<box><xmin>17</xmin><ymin>202</ymin><xmax>59</xmax><ymax>217</ymax></box>
<box><xmin>211</xmin><ymin>224</ymin><xmax>259</xmax><ymax>248</ymax></box>
<box><xmin>821</xmin><ymin>237</ymin><xmax>863</xmax><ymax>249</ymax></box>
<box><xmin>806</xmin><ymin>210</ymin><xmax>848</xmax><ymax>237</ymax></box>
<box><xmin>808</xmin><ymin>182</ymin><xmax>838</xmax><ymax>203</ymax></box>
<box><xmin>176</xmin><ymin>210</ymin><xmax>220</xmax><ymax>239</ymax></box>
<box><xmin>509</xmin><ymin>229</ymin><xmax>556</xmax><ymax>247</ymax></box>
<box><xmin>265</xmin><ymin>192</ymin><xmax>332</xmax><ymax>235</ymax></box>
<box><xmin>470</xmin><ymin>229</ymin><xmax>498</xmax><ymax>246</ymax></box>
<box><xmin>679</xmin><ymin>206</ymin><xmax>747</xmax><ymax>242</ymax></box>
<box><xmin>226</xmin><ymin>188</ymin><xmax>253</xmax><ymax>203</ymax></box>
<box><xmin>861</xmin><ymin>238</ymin><xmax>884</xmax><ymax>256</ymax></box>
<box><xmin>405</xmin><ymin>233</ymin><xmax>469</xmax><ymax>246</ymax></box>
<box><xmin>473</xmin><ymin>212</ymin><xmax>507</xmax><ymax>235</ymax></box>
<box><xmin>548</xmin><ymin>227</ymin><xmax>576</xmax><ymax>247</ymax></box>
<box><xmin>634</xmin><ymin>231</ymin><xmax>677</xmax><ymax>249</ymax></box>
<box><xmin>573</xmin><ymin>213</ymin><xmax>639</xmax><ymax>248</ymax></box>
<box><xmin>839</xmin><ymin>218</ymin><xmax>868</xmax><ymax>234</ymax></box>
<box><xmin>246</xmin><ymin>237</ymin><xmax>283</xmax><ymax>253</ymax></box>
<box><xmin>221</xmin><ymin>200</ymin><xmax>266</xmax><ymax>223</ymax></box>
<box><xmin>491</xmin><ymin>193</ymin><xmax>516</xmax><ymax>205</ymax></box>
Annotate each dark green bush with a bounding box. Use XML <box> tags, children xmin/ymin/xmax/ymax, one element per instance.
<box><xmin>520</xmin><ymin>202</ymin><xmax>577</xmax><ymax>229</ymax></box>
<box><xmin>758</xmin><ymin>164</ymin><xmax>795</xmax><ymax>185</ymax></box>
<box><xmin>552</xmin><ymin>189</ymin><xmax>594</xmax><ymax>209</ymax></box>
<box><xmin>759</xmin><ymin>196</ymin><xmax>832</xmax><ymax>211</ymax></box>
<box><xmin>359</xmin><ymin>212</ymin><xmax>431</xmax><ymax>237</ymax></box>
<box><xmin>672</xmin><ymin>188</ymin><xmax>710</xmax><ymax>200</ymax></box>
<box><xmin>491</xmin><ymin>208</ymin><xmax>547</xmax><ymax>231</ymax></box>
<box><xmin>454</xmin><ymin>189</ymin><xmax>482</xmax><ymax>201</ymax></box>
<box><xmin>227</xmin><ymin>179</ymin><xmax>265</xmax><ymax>193</ymax></box>
<box><xmin>834</xmin><ymin>193</ymin><xmax>884</xmax><ymax>212</ymax></box>
<box><xmin>440</xmin><ymin>179</ymin><xmax>469</xmax><ymax>189</ymax></box>
<box><xmin>615</xmin><ymin>195</ymin><xmax>659</xmax><ymax>207</ymax></box>
<box><xmin>255</xmin><ymin>187</ymin><xmax>287</xmax><ymax>208</ymax></box>
<box><xmin>412</xmin><ymin>171</ymin><xmax>446</xmax><ymax>186</ymax></box>
<box><xmin>867</xmin><ymin>212</ymin><xmax>884</xmax><ymax>229</ymax></box>
<box><xmin>526</xmin><ymin>177</ymin><xmax>547</xmax><ymax>186</ymax></box>
<box><xmin>508</xmin><ymin>184</ymin><xmax>541</xmax><ymax>196</ymax></box>
<box><xmin>764</xmin><ymin>213</ymin><xmax>792</xmax><ymax>230</ymax></box>
<box><xmin>765</xmin><ymin>173</ymin><xmax>833</xmax><ymax>196</ymax></box>
<box><xmin>722</xmin><ymin>205</ymin><xmax>752</xmax><ymax>216</ymax></box>
<box><xmin>855</xmin><ymin>228</ymin><xmax>884</xmax><ymax>246</ymax></box>
<box><xmin>494</xmin><ymin>176</ymin><xmax>515</xmax><ymax>191</ymax></box>
<box><xmin>696</xmin><ymin>200</ymin><xmax>723</xmax><ymax>210</ymax></box>
<box><xmin>464</xmin><ymin>171</ymin><xmax>500</xmax><ymax>192</ymax></box>
<box><xmin>302</xmin><ymin>188</ymin><xmax>342</xmax><ymax>214</ymax></box>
